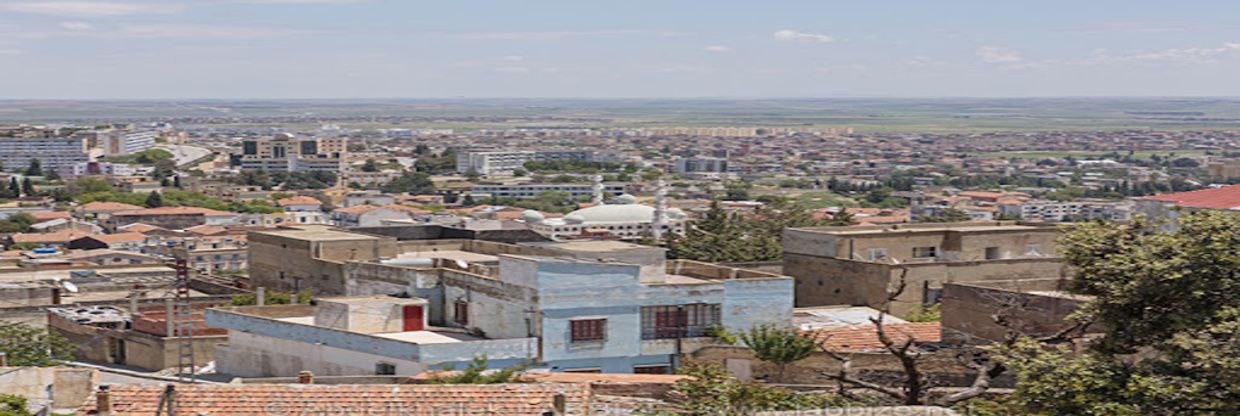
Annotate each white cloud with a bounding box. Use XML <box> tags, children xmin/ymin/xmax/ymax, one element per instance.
<box><xmin>975</xmin><ymin>46</ymin><xmax>1023</xmax><ymax>64</ymax></box>
<box><xmin>704</xmin><ymin>45</ymin><xmax>730</xmax><ymax>53</ymax></box>
<box><xmin>447</xmin><ymin>29</ymin><xmax>648</xmax><ymax>40</ymax></box>
<box><xmin>60</xmin><ymin>22</ymin><xmax>94</xmax><ymax>31</ymax></box>
<box><xmin>1</xmin><ymin>1</ymin><xmax>176</xmax><ymax>17</ymax></box>
<box><xmin>773</xmin><ymin>29</ymin><xmax>836</xmax><ymax>43</ymax></box>
<box><xmin>1087</xmin><ymin>42</ymin><xmax>1240</xmax><ymax>64</ymax></box>
<box><xmin>110</xmin><ymin>24</ymin><xmax>314</xmax><ymax>39</ymax></box>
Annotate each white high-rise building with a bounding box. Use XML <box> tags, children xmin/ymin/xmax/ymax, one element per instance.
<box><xmin>101</xmin><ymin>131</ymin><xmax>157</xmax><ymax>156</ymax></box>
<box><xmin>0</xmin><ymin>137</ymin><xmax>89</xmax><ymax>172</ymax></box>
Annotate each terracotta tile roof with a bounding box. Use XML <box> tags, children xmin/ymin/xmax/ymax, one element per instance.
<box><xmin>516</xmin><ymin>372</ymin><xmax>693</xmax><ymax>385</ymax></box>
<box><xmin>805</xmin><ymin>322</ymin><xmax>941</xmax><ymax>353</ymax></box>
<box><xmin>185</xmin><ymin>224</ymin><xmax>227</xmax><ymax>236</ymax></box>
<box><xmin>333</xmin><ymin>205</ymin><xmax>383</xmax><ymax>215</ymax></box>
<box><xmin>117</xmin><ymin>223</ymin><xmax>165</xmax><ymax>234</ymax></box>
<box><xmin>31</xmin><ymin>211</ymin><xmax>71</xmax><ymax>222</ymax></box>
<box><xmin>10</xmin><ymin>231</ymin><xmax>94</xmax><ymax>244</ymax></box>
<box><xmin>77</xmin><ymin>232</ymin><xmax>147</xmax><ymax>244</ymax></box>
<box><xmin>383</xmin><ymin>204</ymin><xmax>432</xmax><ymax>215</ymax></box>
<box><xmin>113</xmin><ymin>206</ymin><xmax>234</xmax><ymax>217</ymax></box>
<box><xmin>77</xmin><ymin>383</ymin><xmax>593</xmax><ymax>416</ymax></box>
<box><xmin>77</xmin><ymin>201</ymin><xmax>142</xmax><ymax>212</ymax></box>
<box><xmin>1142</xmin><ymin>184</ymin><xmax>1240</xmax><ymax>210</ymax></box>
<box><xmin>277</xmin><ymin>195</ymin><xmax>322</xmax><ymax>207</ymax></box>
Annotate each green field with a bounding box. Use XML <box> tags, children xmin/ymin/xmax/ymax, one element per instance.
<box><xmin>7</xmin><ymin>98</ymin><xmax>1240</xmax><ymax>133</ymax></box>
<box><xmin>972</xmin><ymin>149</ymin><xmax>1211</xmax><ymax>160</ymax></box>
<box><xmin>793</xmin><ymin>191</ymin><xmax>858</xmax><ymax>209</ymax></box>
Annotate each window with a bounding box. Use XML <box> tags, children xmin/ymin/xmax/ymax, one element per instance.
<box><xmin>868</xmin><ymin>248</ymin><xmax>889</xmax><ymax>261</ymax></box>
<box><xmin>912</xmin><ymin>246</ymin><xmax>938</xmax><ymax>259</ymax></box>
<box><xmin>1026</xmin><ymin>244</ymin><xmax>1044</xmax><ymax>256</ymax></box>
<box><xmin>634</xmin><ymin>365</ymin><xmax>671</xmax><ymax>374</ymax></box>
<box><xmin>453</xmin><ymin>301</ymin><xmax>469</xmax><ymax>325</ymax></box>
<box><xmin>984</xmin><ymin>247</ymin><xmax>1002</xmax><ymax>260</ymax></box>
<box><xmin>570</xmin><ymin>319</ymin><xmax>605</xmax><ymax>342</ymax></box>
<box><xmin>375</xmin><ymin>362</ymin><xmax>396</xmax><ymax>375</ymax></box>
<box><xmin>641</xmin><ymin>304</ymin><xmax>721</xmax><ymax>340</ymax></box>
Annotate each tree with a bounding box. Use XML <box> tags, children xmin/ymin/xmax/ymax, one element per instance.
<box><xmin>667</xmin><ymin>363</ymin><xmax>849</xmax><ymax>415</ymax></box>
<box><xmin>461</xmin><ymin>194</ymin><xmax>476</xmax><ymax>207</ymax></box>
<box><xmin>0</xmin><ymin>394</ymin><xmax>33</xmax><ymax>416</ymax></box>
<box><xmin>382</xmin><ymin>171</ymin><xmax>435</xmax><ymax>195</ymax></box>
<box><xmin>464</xmin><ymin>168</ymin><xmax>481</xmax><ymax>181</ymax></box>
<box><xmin>44</xmin><ymin>169</ymin><xmax>60</xmax><ymax>181</ymax></box>
<box><xmin>0</xmin><ymin>213</ymin><xmax>37</xmax><ymax>233</ymax></box>
<box><xmin>739</xmin><ymin>325</ymin><xmax>818</xmax><ymax>383</ymax></box>
<box><xmin>361</xmin><ymin>159</ymin><xmax>379</xmax><ymax>172</ymax></box>
<box><xmin>6</xmin><ymin>178</ymin><xmax>19</xmax><ymax>198</ymax></box>
<box><xmin>915</xmin><ymin>208</ymin><xmax>973</xmax><ymax>223</ymax></box>
<box><xmin>993</xmin><ymin>212</ymin><xmax>1240</xmax><ymax>415</ymax></box>
<box><xmin>19</xmin><ymin>178</ymin><xmax>32</xmax><ymax>197</ymax></box>
<box><xmin>144</xmin><ymin>190</ymin><xmax>163</xmax><ymax>208</ymax></box>
<box><xmin>0</xmin><ymin>322</ymin><xmax>74</xmax><ymax>366</ymax></box>
<box><xmin>24</xmin><ymin>159</ymin><xmax>40</xmax><ymax>176</ymax></box>
<box><xmin>427</xmin><ymin>356</ymin><xmax>527</xmax><ymax>384</ymax></box>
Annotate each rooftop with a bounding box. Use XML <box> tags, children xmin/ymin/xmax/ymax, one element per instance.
<box><xmin>76</xmin><ymin>383</ymin><xmax>592</xmax><ymax>416</ymax></box>
<box><xmin>1142</xmin><ymin>184</ymin><xmax>1240</xmax><ymax>210</ymax></box>
<box><xmin>792</xmin><ymin>221</ymin><xmax>1057</xmax><ymax>236</ymax></box>
<box><xmin>254</xmin><ymin>225</ymin><xmax>389</xmax><ymax>242</ymax></box>
<box><xmin>805</xmin><ymin>322</ymin><xmax>942</xmax><ymax>353</ymax></box>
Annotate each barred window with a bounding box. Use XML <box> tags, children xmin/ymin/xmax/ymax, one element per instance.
<box><xmin>641</xmin><ymin>304</ymin><xmax>721</xmax><ymax>340</ymax></box>
<box><xmin>570</xmin><ymin>319</ymin><xmax>605</xmax><ymax>342</ymax></box>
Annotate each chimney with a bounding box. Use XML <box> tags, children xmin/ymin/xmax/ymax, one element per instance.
<box><xmin>0</xmin><ymin>352</ymin><xmax>7</xmax><ymax>367</ymax></box>
<box><xmin>552</xmin><ymin>393</ymin><xmax>566</xmax><ymax>416</ymax></box>
<box><xmin>298</xmin><ymin>370</ymin><xmax>313</xmax><ymax>384</ymax></box>
<box><xmin>255</xmin><ymin>287</ymin><xmax>266</xmax><ymax>306</ymax></box>
<box><xmin>165</xmin><ymin>298</ymin><xmax>175</xmax><ymax>336</ymax></box>
<box><xmin>96</xmin><ymin>385</ymin><xmax>112</xmax><ymax>416</ymax></box>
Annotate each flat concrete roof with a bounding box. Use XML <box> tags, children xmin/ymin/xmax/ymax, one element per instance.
<box><xmin>521</xmin><ymin>240</ymin><xmax>652</xmax><ymax>253</ymax></box>
<box><xmin>374</xmin><ymin>330</ymin><xmax>481</xmax><ymax>344</ymax></box>
<box><xmin>396</xmin><ymin>250</ymin><xmax>499</xmax><ymax>264</ymax></box>
<box><xmin>254</xmin><ymin>225</ymin><xmax>387</xmax><ymax>242</ymax></box>
<box><xmin>319</xmin><ymin>295</ymin><xmax>425</xmax><ymax>306</ymax></box>
<box><xmin>793</xmin><ymin>222</ymin><xmax>1054</xmax><ymax>236</ymax></box>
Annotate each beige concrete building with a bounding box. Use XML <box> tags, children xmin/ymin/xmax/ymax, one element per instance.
<box><xmin>783</xmin><ymin>221</ymin><xmax>1066</xmax><ymax>314</ymax></box>
<box><xmin>248</xmin><ymin>225</ymin><xmax>398</xmax><ymax>294</ymax></box>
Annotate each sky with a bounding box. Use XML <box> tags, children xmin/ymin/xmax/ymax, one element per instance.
<box><xmin>3</xmin><ymin>0</ymin><xmax>1240</xmax><ymax>99</ymax></box>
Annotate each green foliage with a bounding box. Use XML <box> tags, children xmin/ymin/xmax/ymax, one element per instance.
<box><xmin>903</xmin><ymin>304</ymin><xmax>941</xmax><ymax>323</ymax></box>
<box><xmin>0</xmin><ymin>322</ymin><xmax>75</xmax><ymax>366</ymax></box>
<box><xmin>233</xmin><ymin>170</ymin><xmax>337</xmax><ymax>190</ymax></box>
<box><xmin>24</xmin><ymin>159</ymin><xmax>40</xmax><ymax>176</ymax></box>
<box><xmin>360</xmin><ymin>159</ymin><xmax>379</xmax><ymax>172</ymax></box>
<box><xmin>429</xmin><ymin>356</ymin><xmax>528</xmax><ymax>384</ymax></box>
<box><xmin>914</xmin><ymin>208</ymin><xmax>973</xmax><ymax>223</ymax></box>
<box><xmin>0</xmin><ymin>394</ymin><xmax>33</xmax><ymax>416</ymax></box>
<box><xmin>669</xmin><ymin>363</ymin><xmax>850</xmax><ymax>415</ymax></box>
<box><xmin>487</xmin><ymin>191</ymin><xmax>578</xmax><ymax>214</ymax></box>
<box><xmin>522</xmin><ymin>160</ymin><xmax>624</xmax><ymax>174</ymax></box>
<box><xmin>101</xmin><ymin>148</ymin><xmax>175</xmax><ymax>165</ymax></box>
<box><xmin>381</xmin><ymin>171</ymin><xmax>435</xmax><ymax>194</ymax></box>
<box><xmin>143</xmin><ymin>190</ymin><xmax>163</xmax><ymax>208</ymax></box>
<box><xmin>667</xmin><ymin>199</ymin><xmax>853</xmax><ymax>263</ymax></box>
<box><xmin>229</xmin><ymin>290</ymin><xmax>312</xmax><ymax>306</ymax></box>
<box><xmin>0</xmin><ymin>212</ymin><xmax>37</xmax><ymax>233</ymax></box>
<box><xmin>227</xmin><ymin>200</ymin><xmax>281</xmax><ymax>214</ymax></box>
<box><xmin>738</xmin><ymin>325</ymin><xmax>819</xmax><ymax>382</ymax></box>
<box><xmin>996</xmin><ymin>212</ymin><xmax>1240</xmax><ymax>415</ymax></box>
<box><xmin>706</xmin><ymin>325</ymin><xmax>738</xmax><ymax>345</ymax></box>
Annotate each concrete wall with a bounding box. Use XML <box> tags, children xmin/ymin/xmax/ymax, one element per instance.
<box><xmin>0</xmin><ymin>367</ymin><xmax>98</xmax><ymax>409</ymax></box>
<box><xmin>686</xmin><ymin>346</ymin><xmax>985</xmax><ymax>387</ymax></box>
<box><xmin>941</xmin><ymin>279</ymin><xmax>1091</xmax><ymax>344</ymax></box>
<box><xmin>785</xmin><ymin>252</ymin><xmax>1068</xmax><ymax>315</ymax></box>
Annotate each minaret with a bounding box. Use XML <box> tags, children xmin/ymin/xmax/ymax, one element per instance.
<box><xmin>652</xmin><ymin>179</ymin><xmax>668</xmax><ymax>239</ymax></box>
<box><xmin>592</xmin><ymin>174</ymin><xmax>605</xmax><ymax>205</ymax></box>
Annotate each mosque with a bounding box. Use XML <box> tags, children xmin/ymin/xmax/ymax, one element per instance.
<box><xmin>522</xmin><ymin>178</ymin><xmax>686</xmax><ymax>241</ymax></box>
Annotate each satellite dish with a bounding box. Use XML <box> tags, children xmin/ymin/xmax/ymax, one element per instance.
<box><xmin>454</xmin><ymin>259</ymin><xmax>469</xmax><ymax>269</ymax></box>
<box><xmin>61</xmin><ymin>281</ymin><xmax>79</xmax><ymax>293</ymax></box>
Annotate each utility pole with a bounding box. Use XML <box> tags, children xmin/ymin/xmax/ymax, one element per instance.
<box><xmin>172</xmin><ymin>258</ymin><xmax>195</xmax><ymax>383</ymax></box>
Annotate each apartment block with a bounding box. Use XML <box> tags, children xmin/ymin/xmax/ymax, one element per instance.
<box><xmin>238</xmin><ymin>134</ymin><xmax>347</xmax><ymax>173</ymax></box>
<box><xmin>455</xmin><ymin>149</ymin><xmax>593</xmax><ymax>175</ymax></box>
<box><xmin>0</xmin><ymin>136</ymin><xmax>89</xmax><ymax>172</ymax></box>
<box><xmin>472</xmin><ymin>182</ymin><xmax>626</xmax><ymax>199</ymax></box>
<box><xmin>101</xmin><ymin>130</ymin><xmax>157</xmax><ymax>156</ymax></box>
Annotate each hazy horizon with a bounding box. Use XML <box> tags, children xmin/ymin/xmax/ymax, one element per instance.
<box><xmin>3</xmin><ymin>1</ymin><xmax>1240</xmax><ymax>99</ymax></box>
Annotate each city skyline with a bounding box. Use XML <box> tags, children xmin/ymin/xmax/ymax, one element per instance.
<box><xmin>3</xmin><ymin>0</ymin><xmax>1240</xmax><ymax>99</ymax></box>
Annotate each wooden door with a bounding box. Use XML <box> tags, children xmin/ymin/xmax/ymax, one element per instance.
<box><xmin>403</xmin><ymin>305</ymin><xmax>424</xmax><ymax>331</ymax></box>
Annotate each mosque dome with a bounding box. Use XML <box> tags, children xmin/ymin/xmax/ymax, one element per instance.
<box><xmin>563</xmin><ymin>204</ymin><xmax>656</xmax><ymax>224</ymax></box>
<box><xmin>613</xmin><ymin>194</ymin><xmax>639</xmax><ymax>204</ymax></box>
<box><xmin>520</xmin><ymin>210</ymin><xmax>545</xmax><ymax>224</ymax></box>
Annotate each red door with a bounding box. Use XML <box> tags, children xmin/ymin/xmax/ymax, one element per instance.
<box><xmin>403</xmin><ymin>305</ymin><xmax>424</xmax><ymax>331</ymax></box>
